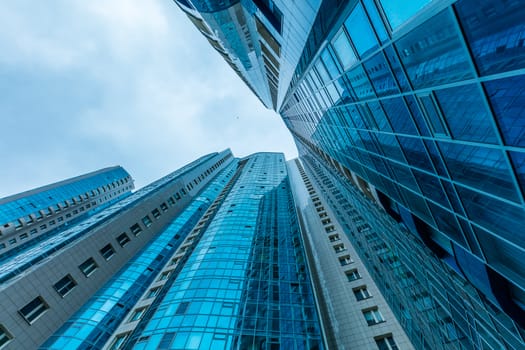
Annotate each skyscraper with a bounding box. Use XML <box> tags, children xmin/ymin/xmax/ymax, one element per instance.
<box><xmin>176</xmin><ymin>0</ymin><xmax>525</xmax><ymax>348</ymax></box>
<box><xmin>3</xmin><ymin>150</ymin><xmax>380</xmax><ymax>349</ymax></box>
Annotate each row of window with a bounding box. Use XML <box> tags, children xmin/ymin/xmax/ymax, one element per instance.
<box><xmin>299</xmin><ymin>161</ymin><xmax>385</xmax><ymax>333</ymax></box>
<box><xmin>1</xmin><ymin>160</ymin><xmax>232</xmax><ymax>348</ymax></box>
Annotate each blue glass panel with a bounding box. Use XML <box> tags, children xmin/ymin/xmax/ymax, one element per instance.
<box><xmin>321</xmin><ymin>49</ymin><xmax>340</xmax><ymax>79</ymax></box>
<box><xmin>367</xmin><ymin>101</ymin><xmax>392</xmax><ymax>132</ymax></box>
<box><xmin>378</xmin><ymin>134</ymin><xmax>406</xmax><ymax>163</ymax></box>
<box><xmin>435</xmin><ymin>84</ymin><xmax>498</xmax><ymax>143</ymax></box>
<box><xmin>331</xmin><ymin>30</ymin><xmax>358</xmax><ymax>71</ymax></box>
<box><xmin>419</xmin><ymin>94</ymin><xmax>449</xmax><ymax>136</ymax></box>
<box><xmin>381</xmin><ymin>97</ymin><xmax>418</xmax><ymax>135</ymax></box>
<box><xmin>314</xmin><ymin>60</ymin><xmax>331</xmax><ymax>85</ymax></box>
<box><xmin>456</xmin><ymin>0</ymin><xmax>525</xmax><ymax>75</ymax></box>
<box><xmin>441</xmin><ymin>180</ymin><xmax>465</xmax><ymax>216</ymax></box>
<box><xmin>346</xmin><ymin>65</ymin><xmax>375</xmax><ymax>101</ymax></box>
<box><xmin>405</xmin><ymin>95</ymin><xmax>431</xmax><ymax>136</ymax></box>
<box><xmin>438</xmin><ymin>142</ymin><xmax>519</xmax><ymax>202</ymax></box>
<box><xmin>510</xmin><ymin>151</ymin><xmax>525</xmax><ymax>198</ymax></box>
<box><xmin>427</xmin><ymin>201</ymin><xmax>467</xmax><ymax>247</ymax></box>
<box><xmin>344</xmin><ymin>3</ymin><xmax>378</xmax><ymax>58</ymax></box>
<box><xmin>364</xmin><ymin>52</ymin><xmax>398</xmax><ymax>97</ymax></box>
<box><xmin>379</xmin><ymin>0</ymin><xmax>432</xmax><ymax>30</ymax></box>
<box><xmin>397</xmin><ymin>136</ymin><xmax>433</xmax><ymax>172</ymax></box>
<box><xmin>384</xmin><ymin>46</ymin><xmax>411</xmax><ymax>92</ymax></box>
<box><xmin>457</xmin><ymin>185</ymin><xmax>525</xmax><ymax>251</ymax></box>
<box><xmin>362</xmin><ymin>0</ymin><xmax>389</xmax><ymax>43</ymax></box>
<box><xmin>412</xmin><ymin>169</ymin><xmax>450</xmax><ymax>208</ymax></box>
<box><xmin>484</xmin><ymin>75</ymin><xmax>525</xmax><ymax>147</ymax></box>
<box><xmin>396</xmin><ymin>10</ymin><xmax>473</xmax><ymax>89</ymax></box>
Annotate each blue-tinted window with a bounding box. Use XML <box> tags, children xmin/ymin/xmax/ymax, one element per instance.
<box><xmin>381</xmin><ymin>97</ymin><xmax>418</xmax><ymax>135</ymax></box>
<box><xmin>457</xmin><ymin>185</ymin><xmax>525</xmax><ymax>250</ymax></box>
<box><xmin>427</xmin><ymin>201</ymin><xmax>467</xmax><ymax>248</ymax></box>
<box><xmin>456</xmin><ymin>0</ymin><xmax>525</xmax><ymax>75</ymax></box>
<box><xmin>346</xmin><ymin>65</ymin><xmax>375</xmax><ymax>101</ymax></box>
<box><xmin>438</xmin><ymin>142</ymin><xmax>519</xmax><ymax>202</ymax></box>
<box><xmin>412</xmin><ymin>169</ymin><xmax>449</xmax><ymax>207</ymax></box>
<box><xmin>405</xmin><ymin>95</ymin><xmax>430</xmax><ymax>136</ymax></box>
<box><xmin>484</xmin><ymin>75</ymin><xmax>525</xmax><ymax>147</ymax></box>
<box><xmin>321</xmin><ymin>49</ymin><xmax>341</xmax><ymax>79</ymax></box>
<box><xmin>384</xmin><ymin>45</ymin><xmax>411</xmax><ymax>92</ymax></box>
<box><xmin>367</xmin><ymin>101</ymin><xmax>392</xmax><ymax>132</ymax></box>
<box><xmin>418</xmin><ymin>93</ymin><xmax>449</xmax><ymax>137</ymax></box>
<box><xmin>424</xmin><ymin>140</ymin><xmax>448</xmax><ymax>176</ymax></box>
<box><xmin>345</xmin><ymin>3</ymin><xmax>378</xmax><ymax>58</ymax></box>
<box><xmin>364</xmin><ymin>52</ymin><xmax>398</xmax><ymax>97</ymax></box>
<box><xmin>396</xmin><ymin>10</ymin><xmax>473</xmax><ymax>89</ymax></box>
<box><xmin>332</xmin><ymin>30</ymin><xmax>358</xmax><ymax>71</ymax></box>
<box><xmin>378</xmin><ymin>134</ymin><xmax>406</xmax><ymax>163</ymax></box>
<box><xmin>314</xmin><ymin>60</ymin><xmax>331</xmax><ymax>85</ymax></box>
<box><xmin>379</xmin><ymin>0</ymin><xmax>432</xmax><ymax>30</ymax></box>
<box><xmin>397</xmin><ymin>136</ymin><xmax>433</xmax><ymax>172</ymax></box>
<box><xmin>435</xmin><ymin>84</ymin><xmax>498</xmax><ymax>143</ymax></box>
<box><xmin>363</xmin><ymin>0</ymin><xmax>389</xmax><ymax>43</ymax></box>
<box><xmin>510</xmin><ymin>151</ymin><xmax>525</xmax><ymax>198</ymax></box>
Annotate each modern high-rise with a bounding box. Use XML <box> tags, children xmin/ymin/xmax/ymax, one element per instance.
<box><xmin>1</xmin><ymin>149</ymin><xmax>419</xmax><ymax>349</ymax></box>
<box><xmin>176</xmin><ymin>0</ymin><xmax>525</xmax><ymax>349</ymax></box>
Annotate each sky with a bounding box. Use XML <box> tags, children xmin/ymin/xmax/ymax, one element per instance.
<box><xmin>0</xmin><ymin>0</ymin><xmax>298</xmax><ymax>198</ymax></box>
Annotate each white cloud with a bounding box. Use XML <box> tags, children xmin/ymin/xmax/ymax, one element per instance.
<box><xmin>0</xmin><ymin>0</ymin><xmax>298</xmax><ymax>197</ymax></box>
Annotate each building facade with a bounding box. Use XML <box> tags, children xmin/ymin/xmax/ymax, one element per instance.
<box><xmin>177</xmin><ymin>0</ymin><xmax>525</xmax><ymax>349</ymax></box>
<box><xmin>1</xmin><ymin>151</ymin><xmax>341</xmax><ymax>349</ymax></box>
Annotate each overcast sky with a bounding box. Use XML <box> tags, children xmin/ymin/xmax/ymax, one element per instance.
<box><xmin>0</xmin><ymin>0</ymin><xmax>298</xmax><ymax>198</ymax></box>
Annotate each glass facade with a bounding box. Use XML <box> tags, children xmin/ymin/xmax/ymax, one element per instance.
<box><xmin>177</xmin><ymin>0</ymin><xmax>525</xmax><ymax>349</ymax></box>
<box><xmin>33</xmin><ymin>153</ymin><xmax>323</xmax><ymax>350</ymax></box>
<box><xmin>277</xmin><ymin>0</ymin><xmax>525</xmax><ymax>341</ymax></box>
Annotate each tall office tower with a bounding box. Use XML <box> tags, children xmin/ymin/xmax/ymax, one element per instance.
<box><xmin>0</xmin><ymin>151</ymin><xmax>234</xmax><ymax>349</ymax></box>
<box><xmin>0</xmin><ymin>166</ymin><xmax>133</xmax><ymax>256</ymax></box>
<box><xmin>177</xmin><ymin>0</ymin><xmax>525</xmax><ymax>348</ymax></box>
<box><xmin>0</xmin><ymin>151</ymin><xmax>328</xmax><ymax>350</ymax></box>
<box><xmin>174</xmin><ymin>0</ymin><xmax>320</xmax><ymax>109</ymax></box>
<box><xmin>288</xmin><ymin>159</ymin><xmax>414</xmax><ymax>350</ymax></box>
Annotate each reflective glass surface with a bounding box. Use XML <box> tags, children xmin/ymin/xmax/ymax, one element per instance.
<box><xmin>332</xmin><ymin>30</ymin><xmax>358</xmax><ymax>71</ymax></box>
<box><xmin>435</xmin><ymin>84</ymin><xmax>498</xmax><ymax>143</ymax></box>
<box><xmin>379</xmin><ymin>0</ymin><xmax>432</xmax><ymax>30</ymax></box>
<box><xmin>437</xmin><ymin>142</ymin><xmax>519</xmax><ymax>202</ymax></box>
<box><xmin>344</xmin><ymin>3</ymin><xmax>378</xmax><ymax>58</ymax></box>
<box><xmin>484</xmin><ymin>75</ymin><xmax>525</xmax><ymax>147</ymax></box>
<box><xmin>456</xmin><ymin>0</ymin><xmax>525</xmax><ymax>75</ymax></box>
<box><xmin>396</xmin><ymin>10</ymin><xmax>473</xmax><ymax>89</ymax></box>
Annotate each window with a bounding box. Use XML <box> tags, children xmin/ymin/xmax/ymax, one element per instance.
<box><xmin>130</xmin><ymin>223</ymin><xmax>142</xmax><ymax>236</ymax></box>
<box><xmin>0</xmin><ymin>325</ymin><xmax>12</xmax><ymax>348</ymax></box>
<box><xmin>333</xmin><ymin>244</ymin><xmax>346</xmax><ymax>253</ymax></box>
<box><xmin>363</xmin><ymin>307</ymin><xmax>385</xmax><ymax>325</ymax></box>
<box><xmin>353</xmin><ymin>286</ymin><xmax>372</xmax><ymax>301</ymax></box>
<box><xmin>158</xmin><ymin>271</ymin><xmax>172</xmax><ymax>281</ymax></box>
<box><xmin>109</xmin><ymin>333</ymin><xmax>129</xmax><ymax>350</ymax></box>
<box><xmin>53</xmin><ymin>275</ymin><xmax>77</xmax><ymax>297</ymax></box>
<box><xmin>79</xmin><ymin>257</ymin><xmax>98</xmax><ymax>277</ymax></box>
<box><xmin>346</xmin><ymin>269</ymin><xmax>361</xmax><ymax>281</ymax></box>
<box><xmin>339</xmin><ymin>255</ymin><xmax>352</xmax><ymax>266</ymax></box>
<box><xmin>328</xmin><ymin>234</ymin><xmax>340</xmax><ymax>242</ymax></box>
<box><xmin>129</xmin><ymin>307</ymin><xmax>147</xmax><ymax>322</ymax></box>
<box><xmin>176</xmin><ymin>302</ymin><xmax>190</xmax><ymax>315</ymax></box>
<box><xmin>375</xmin><ymin>334</ymin><xmax>399</xmax><ymax>350</ymax></box>
<box><xmin>19</xmin><ymin>296</ymin><xmax>48</xmax><ymax>324</ymax></box>
<box><xmin>146</xmin><ymin>287</ymin><xmax>161</xmax><ymax>298</ymax></box>
<box><xmin>100</xmin><ymin>244</ymin><xmax>116</xmax><ymax>260</ymax></box>
<box><xmin>117</xmin><ymin>233</ymin><xmax>130</xmax><ymax>247</ymax></box>
<box><xmin>151</xmin><ymin>209</ymin><xmax>161</xmax><ymax>219</ymax></box>
<box><xmin>141</xmin><ymin>216</ymin><xmax>152</xmax><ymax>228</ymax></box>
<box><xmin>160</xmin><ymin>203</ymin><xmax>168</xmax><ymax>212</ymax></box>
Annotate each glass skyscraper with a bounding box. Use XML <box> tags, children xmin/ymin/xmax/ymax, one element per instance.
<box><xmin>176</xmin><ymin>0</ymin><xmax>525</xmax><ymax>349</ymax></box>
